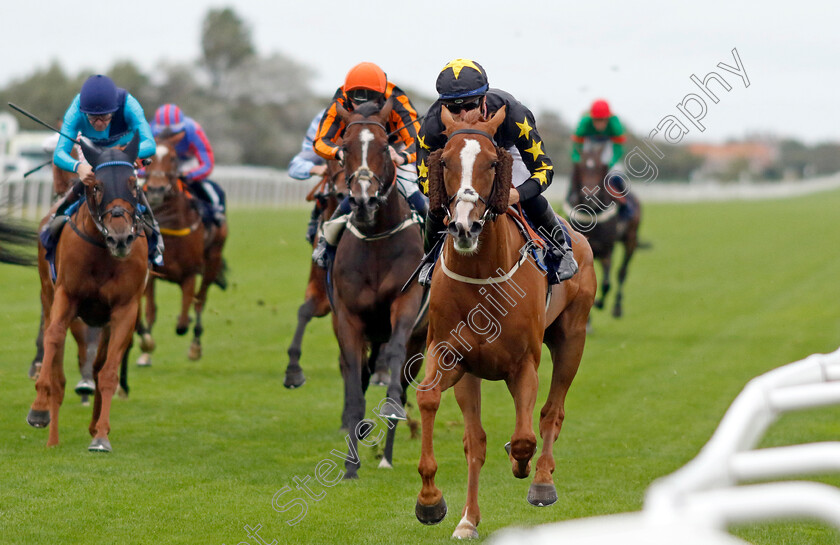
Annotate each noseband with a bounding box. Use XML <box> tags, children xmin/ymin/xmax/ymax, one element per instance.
<box><xmin>86</xmin><ymin>160</ymin><xmax>141</xmax><ymax>240</ymax></box>
<box><xmin>445</xmin><ymin>128</ymin><xmax>499</xmax><ymax>225</ymax></box>
<box><xmin>343</xmin><ymin>119</ymin><xmax>397</xmax><ymax>204</ymax></box>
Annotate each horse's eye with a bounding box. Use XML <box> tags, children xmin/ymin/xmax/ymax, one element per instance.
<box><xmin>440</xmin><ymin>160</ymin><xmax>447</xmax><ymax>169</ymax></box>
<box><xmin>490</xmin><ymin>161</ymin><xmax>499</xmax><ymax>169</ymax></box>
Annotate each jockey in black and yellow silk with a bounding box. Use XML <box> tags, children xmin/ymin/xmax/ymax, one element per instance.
<box><xmin>416</xmin><ymin>59</ymin><xmax>578</xmax><ymax>285</ymax></box>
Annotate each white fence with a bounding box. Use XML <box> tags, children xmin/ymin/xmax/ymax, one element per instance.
<box><xmin>3</xmin><ymin>166</ymin><xmax>840</xmax><ymax>221</ymax></box>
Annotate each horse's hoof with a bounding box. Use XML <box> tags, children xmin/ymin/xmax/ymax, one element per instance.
<box><xmin>343</xmin><ymin>470</ymin><xmax>359</xmax><ymax>480</ymax></box>
<box><xmin>377</xmin><ymin>399</ymin><xmax>406</xmax><ymax>421</ymax></box>
<box><xmin>504</xmin><ymin>441</ymin><xmax>511</xmax><ymax>456</ymax></box>
<box><xmin>88</xmin><ymin>437</ymin><xmax>112</xmax><ymax>453</ymax></box>
<box><xmin>136</xmin><ymin>353</ymin><xmax>152</xmax><ymax>367</ymax></box>
<box><xmin>594</xmin><ymin>300</ymin><xmax>604</xmax><ymax>310</ymax></box>
<box><xmin>80</xmin><ymin>395</ymin><xmax>91</xmax><ymax>407</ymax></box>
<box><xmin>188</xmin><ymin>342</ymin><xmax>201</xmax><ymax>361</ymax></box>
<box><xmin>139</xmin><ymin>333</ymin><xmax>155</xmax><ymax>353</ymax></box>
<box><xmin>117</xmin><ymin>385</ymin><xmax>129</xmax><ymax>400</ymax></box>
<box><xmin>612</xmin><ymin>306</ymin><xmax>623</xmax><ymax>318</ymax></box>
<box><xmin>28</xmin><ymin>361</ymin><xmax>41</xmax><ymax>381</ymax></box>
<box><xmin>27</xmin><ymin>409</ymin><xmax>50</xmax><ymax>428</ymax></box>
<box><xmin>74</xmin><ymin>378</ymin><xmax>95</xmax><ymax>396</ymax></box>
<box><xmin>527</xmin><ymin>482</ymin><xmax>558</xmax><ymax>507</ymax></box>
<box><xmin>175</xmin><ymin>325</ymin><xmax>188</xmax><ymax>336</ymax></box>
<box><xmin>452</xmin><ymin>518</ymin><xmax>479</xmax><ymax>539</ymax></box>
<box><xmin>415</xmin><ymin>497</ymin><xmax>447</xmax><ymax>525</ymax></box>
<box><xmin>283</xmin><ymin>368</ymin><xmax>306</xmax><ymax>389</ymax></box>
<box><xmin>377</xmin><ymin>458</ymin><xmax>393</xmax><ymax>469</ymax></box>
<box><xmin>371</xmin><ymin>370</ymin><xmax>390</xmax><ymax>387</ymax></box>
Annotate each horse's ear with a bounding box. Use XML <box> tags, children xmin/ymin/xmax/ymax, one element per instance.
<box><xmin>79</xmin><ymin>136</ymin><xmax>101</xmax><ymax>169</ymax></box>
<box><xmin>336</xmin><ymin>103</ymin><xmax>350</xmax><ymax>124</ymax></box>
<box><xmin>124</xmin><ymin>131</ymin><xmax>140</xmax><ymax>162</ymax></box>
<box><xmin>440</xmin><ymin>104</ymin><xmax>456</xmax><ymax>134</ymax></box>
<box><xmin>378</xmin><ymin>97</ymin><xmax>394</xmax><ymax>125</ymax></box>
<box><xmin>486</xmin><ymin>105</ymin><xmax>506</xmax><ymax>135</ymax></box>
<box><xmin>427</xmin><ymin>149</ymin><xmax>447</xmax><ymax>211</ymax></box>
<box><xmin>489</xmin><ymin>146</ymin><xmax>512</xmax><ymax>214</ymax></box>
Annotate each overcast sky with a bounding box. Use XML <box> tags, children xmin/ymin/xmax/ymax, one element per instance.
<box><xmin>1</xmin><ymin>0</ymin><xmax>837</xmax><ymax>144</ymax></box>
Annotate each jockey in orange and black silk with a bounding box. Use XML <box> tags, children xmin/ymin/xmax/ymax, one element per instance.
<box><xmin>150</xmin><ymin>104</ymin><xmax>226</xmax><ymax>227</ymax></box>
<box><xmin>416</xmin><ymin>59</ymin><xmax>578</xmax><ymax>285</ymax></box>
<box><xmin>310</xmin><ymin>62</ymin><xmax>429</xmax><ymax>269</ymax></box>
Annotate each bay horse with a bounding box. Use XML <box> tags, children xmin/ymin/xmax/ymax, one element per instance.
<box><xmin>283</xmin><ymin>158</ymin><xmax>345</xmax><ymax>389</ymax></box>
<box><xmin>329</xmin><ymin>100</ymin><xmax>426</xmax><ymax>477</ymax></box>
<box><xmin>28</xmin><ymin>132</ymin><xmax>148</xmax><ymax>452</ymax></box>
<box><xmin>415</xmin><ymin>106</ymin><xmax>596</xmax><ymax>539</ymax></box>
<box><xmin>135</xmin><ymin>138</ymin><xmax>225</xmax><ymax>363</ymax></box>
<box><xmin>565</xmin><ymin>144</ymin><xmax>641</xmax><ymax>318</ymax></box>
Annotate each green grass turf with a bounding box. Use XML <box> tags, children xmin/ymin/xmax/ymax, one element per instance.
<box><xmin>1</xmin><ymin>190</ymin><xmax>839</xmax><ymax>544</ymax></box>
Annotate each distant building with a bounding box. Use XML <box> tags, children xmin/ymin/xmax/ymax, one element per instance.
<box><xmin>688</xmin><ymin>139</ymin><xmax>780</xmax><ymax>182</ymax></box>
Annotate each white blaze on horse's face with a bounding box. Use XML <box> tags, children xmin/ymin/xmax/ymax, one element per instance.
<box><xmin>356</xmin><ymin>128</ymin><xmax>375</xmax><ymax>199</ymax></box>
<box><xmin>452</xmin><ymin>138</ymin><xmax>482</xmax><ymax>253</ymax></box>
<box><xmin>155</xmin><ymin>144</ymin><xmax>168</xmax><ymax>160</ymax></box>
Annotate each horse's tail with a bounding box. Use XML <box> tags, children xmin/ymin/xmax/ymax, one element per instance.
<box><xmin>0</xmin><ymin>215</ymin><xmax>38</xmax><ymax>266</ymax></box>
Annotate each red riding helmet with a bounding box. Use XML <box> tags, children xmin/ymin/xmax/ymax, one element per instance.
<box><xmin>591</xmin><ymin>99</ymin><xmax>611</xmax><ymax>119</ymax></box>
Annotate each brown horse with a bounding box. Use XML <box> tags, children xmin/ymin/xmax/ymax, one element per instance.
<box><xmin>565</xmin><ymin>145</ymin><xmax>641</xmax><ymax>317</ymax></box>
<box><xmin>283</xmin><ymin>159</ymin><xmax>345</xmax><ymax>389</ymax></box>
<box><xmin>29</xmin><ymin>145</ymin><xmax>104</xmax><ymax>404</ymax></box>
<box><xmin>28</xmin><ymin>133</ymin><xmax>148</xmax><ymax>452</ymax></box>
<box><xmin>329</xmin><ymin>100</ymin><xmax>426</xmax><ymax>478</ymax></box>
<box><xmin>415</xmin><ymin>106</ymin><xmax>596</xmax><ymax>538</ymax></box>
<box><xmin>135</xmin><ymin>139</ymin><xmax>223</xmax><ymax>363</ymax></box>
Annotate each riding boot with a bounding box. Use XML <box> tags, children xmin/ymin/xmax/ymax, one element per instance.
<box><xmin>47</xmin><ymin>180</ymin><xmax>84</xmax><ymax>231</ymax></box>
<box><xmin>312</xmin><ymin>196</ymin><xmax>352</xmax><ymax>269</ymax></box>
<box><xmin>138</xmin><ymin>191</ymin><xmax>165</xmax><ymax>265</ymax></box>
<box><xmin>418</xmin><ymin>210</ymin><xmax>447</xmax><ymax>286</ymax></box>
<box><xmin>305</xmin><ymin>202</ymin><xmax>322</xmax><ymax>244</ymax></box>
<box><xmin>407</xmin><ymin>191</ymin><xmax>429</xmax><ymax>221</ymax></box>
<box><xmin>524</xmin><ymin>197</ymin><xmax>578</xmax><ymax>283</ymax></box>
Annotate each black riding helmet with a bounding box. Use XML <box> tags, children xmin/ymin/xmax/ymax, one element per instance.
<box><xmin>435</xmin><ymin>59</ymin><xmax>488</xmax><ymax>102</ymax></box>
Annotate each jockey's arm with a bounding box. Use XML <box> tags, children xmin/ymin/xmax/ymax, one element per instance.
<box><xmin>313</xmin><ymin>99</ymin><xmax>344</xmax><ymax>162</ymax></box>
<box><xmin>124</xmin><ymin>95</ymin><xmax>156</xmax><ymax>160</ymax></box>
<box><xmin>53</xmin><ymin>96</ymin><xmax>84</xmax><ymax>174</ymax></box>
<box><xmin>509</xmin><ymin>104</ymin><xmax>554</xmax><ymax>203</ymax></box>
<box><xmin>181</xmin><ymin>124</ymin><xmax>215</xmax><ymax>181</ymax></box>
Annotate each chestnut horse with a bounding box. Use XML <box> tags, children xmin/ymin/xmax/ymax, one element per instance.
<box><xmin>29</xmin><ymin>133</ymin><xmax>149</xmax><ymax>452</ymax></box>
<box><xmin>565</xmin><ymin>144</ymin><xmax>641</xmax><ymax>317</ymax></box>
<box><xmin>329</xmin><ymin>100</ymin><xmax>426</xmax><ymax>478</ymax></box>
<box><xmin>283</xmin><ymin>158</ymin><xmax>345</xmax><ymax>389</ymax></box>
<box><xmin>415</xmin><ymin>106</ymin><xmax>596</xmax><ymax>538</ymax></box>
<box><xmin>135</xmin><ymin>139</ymin><xmax>224</xmax><ymax>363</ymax></box>
<box><xmin>29</xmin><ymin>145</ymin><xmax>104</xmax><ymax>404</ymax></box>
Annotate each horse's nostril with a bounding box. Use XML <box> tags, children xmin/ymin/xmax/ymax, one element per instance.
<box><xmin>125</xmin><ymin>235</ymin><xmax>135</xmax><ymax>246</ymax></box>
<box><xmin>469</xmin><ymin>221</ymin><xmax>483</xmax><ymax>236</ymax></box>
<box><xmin>105</xmin><ymin>236</ymin><xmax>116</xmax><ymax>246</ymax></box>
<box><xmin>448</xmin><ymin>223</ymin><xmax>459</xmax><ymax>236</ymax></box>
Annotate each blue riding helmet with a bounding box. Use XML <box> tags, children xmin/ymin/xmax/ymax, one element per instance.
<box><xmin>79</xmin><ymin>75</ymin><xmax>120</xmax><ymax>114</ymax></box>
<box><xmin>435</xmin><ymin>59</ymin><xmax>489</xmax><ymax>101</ymax></box>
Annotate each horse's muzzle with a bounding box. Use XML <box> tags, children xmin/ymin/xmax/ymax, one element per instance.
<box><xmin>448</xmin><ymin>220</ymin><xmax>483</xmax><ymax>253</ymax></box>
<box><xmin>105</xmin><ymin>232</ymin><xmax>137</xmax><ymax>259</ymax></box>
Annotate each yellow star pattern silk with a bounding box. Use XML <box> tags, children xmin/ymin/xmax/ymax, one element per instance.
<box><xmin>524</xmin><ymin>140</ymin><xmax>544</xmax><ymax>161</ymax></box>
<box><xmin>515</xmin><ymin>118</ymin><xmax>533</xmax><ymax>140</ymax></box>
<box><xmin>442</xmin><ymin>59</ymin><xmax>482</xmax><ymax>79</ymax></box>
<box><xmin>417</xmin><ymin>134</ymin><xmax>429</xmax><ymax>150</ymax></box>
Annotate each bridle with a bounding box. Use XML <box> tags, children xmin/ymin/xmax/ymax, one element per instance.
<box><xmin>342</xmin><ymin>119</ymin><xmax>398</xmax><ymax>205</ymax></box>
<box><xmin>79</xmin><ymin>160</ymin><xmax>141</xmax><ymax>244</ymax></box>
<box><xmin>444</xmin><ymin>128</ymin><xmax>500</xmax><ymax>226</ymax></box>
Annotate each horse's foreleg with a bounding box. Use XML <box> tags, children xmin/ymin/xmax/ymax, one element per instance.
<box><xmin>28</xmin><ymin>307</ymin><xmax>45</xmax><ymax>380</ymax></box>
<box><xmin>379</xmin><ymin>294</ymin><xmax>423</xmax><ymax>414</ymax></box>
<box><xmin>30</xmin><ymin>288</ymin><xmax>75</xmax><ymax>446</ymax></box>
<box><xmin>284</xmin><ymin>297</ymin><xmax>317</xmax><ymax>389</ymax></box>
<box><xmin>89</xmin><ymin>301</ymin><xmax>138</xmax><ymax>453</ymax></box>
<box><xmin>334</xmin><ymin>311</ymin><xmax>367</xmax><ymax>479</ymax></box>
<box><xmin>89</xmin><ymin>326</ymin><xmax>110</xmax><ymax>437</ymax></box>
<box><xmin>176</xmin><ymin>275</ymin><xmax>196</xmax><ymax>336</ymax></box>
<box><xmin>594</xmin><ymin>256</ymin><xmax>612</xmax><ymax>310</ymax></box>
<box><xmin>415</xmin><ymin>346</ymin><xmax>465</xmax><ymax>525</ymax></box>
<box><xmin>505</xmin><ymin>357</ymin><xmax>538</xmax><ymax>480</ymax></box>
<box><xmin>452</xmin><ymin>373</ymin><xmax>485</xmax><ymax>539</ymax></box>
<box><xmin>532</xmin><ymin>303</ymin><xmax>589</xmax><ymax>506</ymax></box>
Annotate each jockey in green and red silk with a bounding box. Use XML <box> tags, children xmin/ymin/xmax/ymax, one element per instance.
<box><xmin>150</xmin><ymin>104</ymin><xmax>226</xmax><ymax>226</ymax></box>
<box><xmin>571</xmin><ymin>99</ymin><xmax>634</xmax><ymax>219</ymax></box>
<box><xmin>416</xmin><ymin>58</ymin><xmax>578</xmax><ymax>286</ymax></box>
<box><xmin>51</xmin><ymin>74</ymin><xmax>163</xmax><ymax>264</ymax></box>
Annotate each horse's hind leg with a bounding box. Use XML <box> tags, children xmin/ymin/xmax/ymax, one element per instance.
<box><xmin>505</xmin><ymin>357</ymin><xmax>538</xmax><ymax>480</ymax></box>
<box><xmin>594</xmin><ymin>256</ymin><xmax>612</xmax><ymax>310</ymax></box>
<box><xmin>285</xmin><ymin>297</ymin><xmax>321</xmax><ymax>388</ymax></box>
<box><xmin>137</xmin><ymin>279</ymin><xmax>156</xmax><ymax>366</ymax></box>
<box><xmin>379</xmin><ymin>333</ymin><xmax>423</xmax><ymax>469</ymax></box>
<box><xmin>613</xmin><ymin>224</ymin><xmax>639</xmax><ymax>319</ymax></box>
<box><xmin>176</xmin><ymin>275</ymin><xmax>196</xmax><ymax>336</ymax></box>
<box><xmin>531</xmin><ymin>303</ymin><xmax>590</xmax><ymax>506</ymax></box>
<box><xmin>28</xmin><ymin>307</ymin><xmax>45</xmax><ymax>380</ymax></box>
<box><xmin>452</xmin><ymin>373</ymin><xmax>485</xmax><ymax>539</ymax></box>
